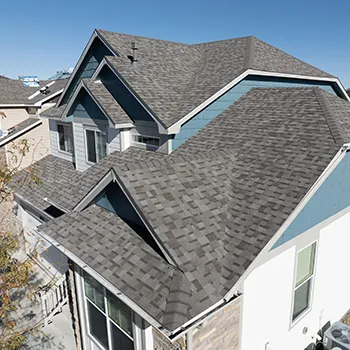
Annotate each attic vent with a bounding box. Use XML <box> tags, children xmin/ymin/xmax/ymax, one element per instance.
<box><xmin>127</xmin><ymin>42</ymin><xmax>138</xmax><ymax>67</ymax></box>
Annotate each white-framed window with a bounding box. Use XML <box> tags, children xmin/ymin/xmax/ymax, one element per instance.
<box><xmin>292</xmin><ymin>242</ymin><xmax>317</xmax><ymax>321</ymax></box>
<box><xmin>85</xmin><ymin>129</ymin><xmax>107</xmax><ymax>163</ymax></box>
<box><xmin>57</xmin><ymin>123</ymin><xmax>73</xmax><ymax>154</ymax></box>
<box><xmin>83</xmin><ymin>272</ymin><xmax>134</xmax><ymax>350</ymax></box>
<box><xmin>131</xmin><ymin>134</ymin><xmax>160</xmax><ymax>147</ymax></box>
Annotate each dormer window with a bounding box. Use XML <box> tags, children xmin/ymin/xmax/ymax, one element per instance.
<box><xmin>86</xmin><ymin>129</ymin><xmax>107</xmax><ymax>163</ymax></box>
<box><xmin>57</xmin><ymin>124</ymin><xmax>73</xmax><ymax>154</ymax></box>
<box><xmin>131</xmin><ymin>134</ymin><xmax>160</xmax><ymax>147</ymax></box>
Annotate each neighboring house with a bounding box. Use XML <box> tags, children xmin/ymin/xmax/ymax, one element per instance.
<box><xmin>12</xmin><ymin>29</ymin><xmax>350</xmax><ymax>350</ymax></box>
<box><xmin>0</xmin><ymin>78</ymin><xmax>67</xmax><ymax>168</ymax></box>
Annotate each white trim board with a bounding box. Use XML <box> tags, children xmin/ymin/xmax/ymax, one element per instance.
<box><xmin>28</xmin><ymin>81</ymin><xmax>56</xmax><ymax>100</ymax></box>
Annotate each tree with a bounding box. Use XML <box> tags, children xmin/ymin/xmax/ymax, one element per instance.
<box><xmin>0</xmin><ymin>111</ymin><xmax>46</xmax><ymax>349</ymax></box>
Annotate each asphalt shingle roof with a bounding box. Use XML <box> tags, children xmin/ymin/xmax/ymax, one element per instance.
<box><xmin>0</xmin><ymin>79</ymin><xmax>67</xmax><ymax>105</ymax></box>
<box><xmin>14</xmin><ymin>87</ymin><xmax>350</xmax><ymax>331</ymax></box>
<box><xmin>38</xmin><ymin>205</ymin><xmax>200</xmax><ymax>329</ymax></box>
<box><xmin>82</xmin><ymin>79</ymin><xmax>132</xmax><ymax>125</ymax></box>
<box><xmin>97</xmin><ymin>30</ymin><xmax>334</xmax><ymax>128</ymax></box>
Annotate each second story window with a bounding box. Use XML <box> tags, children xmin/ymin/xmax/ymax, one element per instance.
<box><xmin>57</xmin><ymin>124</ymin><xmax>73</xmax><ymax>154</ymax></box>
<box><xmin>131</xmin><ymin>134</ymin><xmax>160</xmax><ymax>147</ymax></box>
<box><xmin>86</xmin><ymin>129</ymin><xmax>107</xmax><ymax>163</ymax></box>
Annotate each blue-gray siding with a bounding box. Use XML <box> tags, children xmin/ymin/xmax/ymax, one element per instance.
<box><xmin>172</xmin><ymin>76</ymin><xmax>340</xmax><ymax>150</ymax></box>
<box><xmin>99</xmin><ymin>66</ymin><xmax>156</xmax><ymax>123</ymax></box>
<box><xmin>273</xmin><ymin>152</ymin><xmax>350</xmax><ymax>248</ymax></box>
<box><xmin>68</xmin><ymin>90</ymin><xmax>107</xmax><ymax>120</ymax></box>
<box><xmin>61</xmin><ymin>38</ymin><xmax>113</xmax><ymax>105</ymax></box>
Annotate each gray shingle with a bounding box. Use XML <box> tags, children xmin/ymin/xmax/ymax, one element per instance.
<box><xmin>97</xmin><ymin>30</ymin><xmax>334</xmax><ymax>128</ymax></box>
<box><xmin>38</xmin><ymin>205</ymin><xmax>203</xmax><ymax>330</ymax></box>
<box><xmin>0</xmin><ymin>79</ymin><xmax>67</xmax><ymax>105</ymax></box>
<box><xmin>82</xmin><ymin>79</ymin><xmax>132</xmax><ymax>125</ymax></box>
<box><xmin>14</xmin><ymin>87</ymin><xmax>350</xmax><ymax>331</ymax></box>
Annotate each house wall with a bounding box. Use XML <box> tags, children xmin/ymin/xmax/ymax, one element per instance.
<box><xmin>241</xmin><ymin>206</ymin><xmax>350</xmax><ymax>350</ymax></box>
<box><xmin>49</xmin><ymin>120</ymin><xmax>75</xmax><ymax>162</ymax></box>
<box><xmin>1</xmin><ymin>107</ymin><xmax>51</xmax><ymax>169</ymax></box>
<box><xmin>273</xmin><ymin>151</ymin><xmax>350</xmax><ymax>248</ymax></box>
<box><xmin>152</xmin><ymin>329</ymin><xmax>185</xmax><ymax>350</ymax></box>
<box><xmin>191</xmin><ymin>297</ymin><xmax>241</xmax><ymax>350</ymax></box>
<box><xmin>172</xmin><ymin>76</ymin><xmax>339</xmax><ymax>150</ymax></box>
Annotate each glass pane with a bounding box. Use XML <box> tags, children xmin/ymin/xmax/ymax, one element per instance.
<box><xmin>296</xmin><ymin>243</ymin><xmax>316</xmax><ymax>286</ymax></box>
<box><xmin>86</xmin><ymin>130</ymin><xmax>96</xmax><ymax>163</ymax></box>
<box><xmin>58</xmin><ymin>125</ymin><xmax>65</xmax><ymax>151</ymax></box>
<box><xmin>293</xmin><ymin>279</ymin><xmax>311</xmax><ymax>320</ymax></box>
<box><xmin>107</xmin><ymin>291</ymin><xmax>133</xmax><ymax>336</ymax></box>
<box><xmin>87</xmin><ymin>301</ymin><xmax>109</xmax><ymax>349</ymax></box>
<box><xmin>110</xmin><ymin>321</ymin><xmax>134</xmax><ymax>350</ymax></box>
<box><xmin>65</xmin><ymin>125</ymin><xmax>73</xmax><ymax>154</ymax></box>
<box><xmin>96</xmin><ymin>131</ymin><xmax>107</xmax><ymax>162</ymax></box>
<box><xmin>84</xmin><ymin>273</ymin><xmax>105</xmax><ymax>311</ymax></box>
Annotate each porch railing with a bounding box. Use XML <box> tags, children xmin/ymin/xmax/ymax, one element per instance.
<box><xmin>39</xmin><ymin>274</ymin><xmax>69</xmax><ymax>327</ymax></box>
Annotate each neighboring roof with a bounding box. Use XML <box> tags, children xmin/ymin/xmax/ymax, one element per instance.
<box><xmin>0</xmin><ymin>79</ymin><xmax>67</xmax><ymax>105</ymax></box>
<box><xmin>82</xmin><ymin>79</ymin><xmax>132</xmax><ymax>125</ymax></box>
<box><xmin>39</xmin><ymin>104</ymin><xmax>67</xmax><ymax>119</ymax></box>
<box><xmin>38</xmin><ymin>205</ymin><xmax>203</xmax><ymax>329</ymax></box>
<box><xmin>0</xmin><ymin>117</ymin><xmax>42</xmax><ymax>147</ymax></box>
<box><xmin>346</xmin><ymin>88</ymin><xmax>350</xmax><ymax>97</ymax></box>
<box><xmin>97</xmin><ymin>30</ymin><xmax>335</xmax><ymax>128</ymax></box>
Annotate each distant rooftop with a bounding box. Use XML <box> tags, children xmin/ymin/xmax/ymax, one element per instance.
<box><xmin>49</xmin><ymin>68</ymin><xmax>74</xmax><ymax>81</ymax></box>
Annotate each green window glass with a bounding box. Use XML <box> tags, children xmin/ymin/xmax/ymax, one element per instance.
<box><xmin>84</xmin><ymin>272</ymin><xmax>105</xmax><ymax>311</ymax></box>
<box><xmin>107</xmin><ymin>290</ymin><xmax>133</xmax><ymax>336</ymax></box>
<box><xmin>292</xmin><ymin>242</ymin><xmax>316</xmax><ymax>321</ymax></box>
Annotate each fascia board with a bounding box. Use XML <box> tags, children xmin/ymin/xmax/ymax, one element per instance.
<box><xmin>223</xmin><ymin>144</ymin><xmax>348</xmax><ymax>301</ymax></box>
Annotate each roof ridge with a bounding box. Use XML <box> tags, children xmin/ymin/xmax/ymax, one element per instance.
<box><xmin>244</xmin><ymin>36</ymin><xmax>255</xmax><ymax>70</ymax></box>
<box><xmin>313</xmin><ymin>87</ymin><xmax>346</xmax><ymax>146</ymax></box>
<box><xmin>252</xmin><ymin>37</ymin><xmax>334</xmax><ymax>77</ymax></box>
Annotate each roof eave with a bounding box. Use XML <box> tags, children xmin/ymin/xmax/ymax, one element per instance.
<box><xmin>223</xmin><ymin>143</ymin><xmax>350</xmax><ymax>301</ymax></box>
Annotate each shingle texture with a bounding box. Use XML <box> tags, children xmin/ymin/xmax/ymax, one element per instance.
<box><xmin>82</xmin><ymin>80</ymin><xmax>132</xmax><ymax>125</ymax></box>
<box><xmin>97</xmin><ymin>30</ymin><xmax>334</xmax><ymax>127</ymax></box>
<box><xmin>14</xmin><ymin>87</ymin><xmax>350</xmax><ymax>331</ymax></box>
<box><xmin>0</xmin><ymin>79</ymin><xmax>67</xmax><ymax>105</ymax></box>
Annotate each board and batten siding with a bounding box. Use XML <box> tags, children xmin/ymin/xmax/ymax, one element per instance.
<box><xmin>172</xmin><ymin>76</ymin><xmax>340</xmax><ymax>150</ymax></box>
<box><xmin>49</xmin><ymin>120</ymin><xmax>74</xmax><ymax>162</ymax></box>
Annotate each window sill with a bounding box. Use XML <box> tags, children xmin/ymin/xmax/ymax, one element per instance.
<box><xmin>58</xmin><ymin>149</ymin><xmax>73</xmax><ymax>156</ymax></box>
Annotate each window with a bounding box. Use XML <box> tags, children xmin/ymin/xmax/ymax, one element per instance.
<box><xmin>86</xmin><ymin>129</ymin><xmax>107</xmax><ymax>163</ymax></box>
<box><xmin>83</xmin><ymin>272</ymin><xmax>134</xmax><ymax>350</ymax></box>
<box><xmin>292</xmin><ymin>242</ymin><xmax>316</xmax><ymax>321</ymax></box>
<box><xmin>57</xmin><ymin>124</ymin><xmax>73</xmax><ymax>154</ymax></box>
<box><xmin>131</xmin><ymin>134</ymin><xmax>160</xmax><ymax>147</ymax></box>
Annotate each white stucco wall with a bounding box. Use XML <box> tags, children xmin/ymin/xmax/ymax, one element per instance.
<box><xmin>241</xmin><ymin>208</ymin><xmax>350</xmax><ymax>350</ymax></box>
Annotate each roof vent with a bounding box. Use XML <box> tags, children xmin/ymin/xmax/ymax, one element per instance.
<box><xmin>130</xmin><ymin>42</ymin><xmax>138</xmax><ymax>68</ymax></box>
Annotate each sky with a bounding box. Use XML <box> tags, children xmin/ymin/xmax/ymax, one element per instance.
<box><xmin>1</xmin><ymin>0</ymin><xmax>349</xmax><ymax>87</ymax></box>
